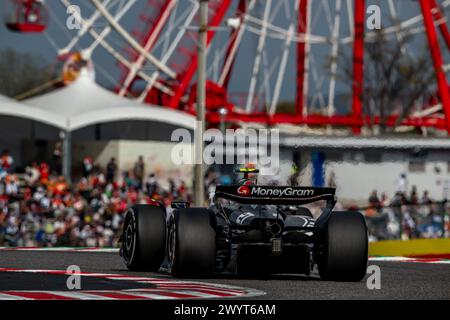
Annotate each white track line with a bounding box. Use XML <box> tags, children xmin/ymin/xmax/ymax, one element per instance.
<box><xmin>41</xmin><ymin>291</ymin><xmax>116</xmax><ymax>300</ymax></box>
<box><xmin>121</xmin><ymin>291</ymin><xmax>179</xmax><ymax>300</ymax></box>
<box><xmin>0</xmin><ymin>268</ymin><xmax>266</xmax><ymax>300</ymax></box>
<box><xmin>0</xmin><ymin>247</ymin><xmax>119</xmax><ymax>253</ymax></box>
<box><xmin>0</xmin><ymin>293</ymin><xmax>31</xmax><ymax>300</ymax></box>
<box><xmin>369</xmin><ymin>257</ymin><xmax>450</xmax><ymax>264</ymax></box>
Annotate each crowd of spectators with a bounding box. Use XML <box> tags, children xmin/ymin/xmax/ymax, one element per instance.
<box><xmin>1</xmin><ymin>150</ymin><xmax>449</xmax><ymax>247</ymax></box>
<box><xmin>363</xmin><ymin>174</ymin><xmax>450</xmax><ymax>241</ymax></box>
<box><xmin>0</xmin><ymin>150</ymin><xmax>191</xmax><ymax>248</ymax></box>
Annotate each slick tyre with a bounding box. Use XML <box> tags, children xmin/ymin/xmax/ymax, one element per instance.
<box><xmin>121</xmin><ymin>204</ymin><xmax>166</xmax><ymax>271</ymax></box>
<box><xmin>317</xmin><ymin>211</ymin><xmax>368</xmax><ymax>282</ymax></box>
<box><xmin>168</xmin><ymin>208</ymin><xmax>216</xmax><ymax>277</ymax></box>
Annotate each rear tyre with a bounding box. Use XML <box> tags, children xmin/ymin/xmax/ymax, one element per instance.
<box><xmin>168</xmin><ymin>208</ymin><xmax>216</xmax><ymax>277</ymax></box>
<box><xmin>317</xmin><ymin>211</ymin><xmax>368</xmax><ymax>281</ymax></box>
<box><xmin>120</xmin><ymin>204</ymin><xmax>166</xmax><ymax>271</ymax></box>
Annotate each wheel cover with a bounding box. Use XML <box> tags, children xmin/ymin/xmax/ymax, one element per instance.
<box><xmin>121</xmin><ymin>210</ymin><xmax>137</xmax><ymax>265</ymax></box>
<box><xmin>125</xmin><ymin>223</ymin><xmax>133</xmax><ymax>252</ymax></box>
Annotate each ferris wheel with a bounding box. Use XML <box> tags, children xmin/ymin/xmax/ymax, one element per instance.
<box><xmin>3</xmin><ymin>0</ymin><xmax>450</xmax><ymax>135</ymax></box>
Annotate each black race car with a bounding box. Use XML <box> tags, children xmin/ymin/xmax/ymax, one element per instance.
<box><xmin>119</xmin><ymin>169</ymin><xmax>368</xmax><ymax>281</ymax></box>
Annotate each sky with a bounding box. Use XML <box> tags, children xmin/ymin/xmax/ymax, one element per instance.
<box><xmin>0</xmin><ymin>0</ymin><xmax>447</xmax><ymax>111</ymax></box>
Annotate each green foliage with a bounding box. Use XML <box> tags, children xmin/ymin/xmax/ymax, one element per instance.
<box><xmin>275</xmin><ymin>100</ymin><xmax>296</xmax><ymax>114</ymax></box>
<box><xmin>336</xmin><ymin>30</ymin><xmax>436</xmax><ymax>132</ymax></box>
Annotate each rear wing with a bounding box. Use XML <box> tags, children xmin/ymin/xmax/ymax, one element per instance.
<box><xmin>214</xmin><ymin>185</ymin><xmax>336</xmax><ymax>205</ymax></box>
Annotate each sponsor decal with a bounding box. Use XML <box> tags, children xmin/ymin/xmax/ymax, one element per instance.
<box><xmin>237</xmin><ymin>186</ymin><xmax>250</xmax><ymax>196</ymax></box>
<box><xmin>250</xmin><ymin>187</ymin><xmax>314</xmax><ymax>198</ymax></box>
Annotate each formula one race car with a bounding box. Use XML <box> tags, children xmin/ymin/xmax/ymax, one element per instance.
<box><xmin>119</xmin><ymin>168</ymin><xmax>368</xmax><ymax>281</ymax></box>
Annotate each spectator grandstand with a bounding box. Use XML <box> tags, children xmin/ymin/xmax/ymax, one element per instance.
<box><xmin>0</xmin><ymin>154</ymin><xmax>448</xmax><ymax>248</ymax></box>
<box><xmin>0</xmin><ymin>156</ymin><xmax>191</xmax><ymax>247</ymax></box>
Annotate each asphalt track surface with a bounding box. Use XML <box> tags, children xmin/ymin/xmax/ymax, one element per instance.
<box><xmin>0</xmin><ymin>250</ymin><xmax>449</xmax><ymax>300</ymax></box>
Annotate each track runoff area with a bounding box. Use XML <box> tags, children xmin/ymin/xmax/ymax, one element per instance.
<box><xmin>0</xmin><ymin>247</ymin><xmax>449</xmax><ymax>300</ymax></box>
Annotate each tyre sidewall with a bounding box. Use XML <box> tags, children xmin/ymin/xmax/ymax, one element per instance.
<box><xmin>169</xmin><ymin>208</ymin><xmax>216</xmax><ymax>277</ymax></box>
<box><xmin>122</xmin><ymin>204</ymin><xmax>166</xmax><ymax>271</ymax></box>
<box><xmin>318</xmin><ymin>211</ymin><xmax>368</xmax><ymax>281</ymax></box>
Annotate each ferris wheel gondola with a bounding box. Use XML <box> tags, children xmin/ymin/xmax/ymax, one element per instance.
<box><xmin>4</xmin><ymin>0</ymin><xmax>48</xmax><ymax>33</ymax></box>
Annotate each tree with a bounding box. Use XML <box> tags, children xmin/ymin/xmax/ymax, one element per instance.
<box><xmin>0</xmin><ymin>48</ymin><xmax>54</xmax><ymax>98</ymax></box>
<box><xmin>337</xmin><ymin>31</ymin><xmax>435</xmax><ymax>134</ymax></box>
<box><xmin>275</xmin><ymin>100</ymin><xmax>296</xmax><ymax>114</ymax></box>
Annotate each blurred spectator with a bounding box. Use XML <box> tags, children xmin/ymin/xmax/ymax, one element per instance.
<box><xmin>363</xmin><ymin>185</ymin><xmax>449</xmax><ymax>241</ymax></box>
<box><xmin>421</xmin><ymin>190</ymin><xmax>432</xmax><ymax>205</ymax></box>
<box><xmin>368</xmin><ymin>190</ymin><xmax>380</xmax><ymax>208</ymax></box>
<box><xmin>146</xmin><ymin>173</ymin><xmax>158</xmax><ymax>196</ymax></box>
<box><xmin>0</xmin><ymin>157</ymin><xmax>191</xmax><ymax>248</ymax></box>
<box><xmin>39</xmin><ymin>163</ymin><xmax>50</xmax><ymax>183</ymax></box>
<box><xmin>0</xmin><ymin>149</ymin><xmax>13</xmax><ymax>173</ymax></box>
<box><xmin>410</xmin><ymin>185</ymin><xmax>418</xmax><ymax>205</ymax></box>
<box><xmin>396</xmin><ymin>173</ymin><xmax>408</xmax><ymax>195</ymax></box>
<box><xmin>106</xmin><ymin>158</ymin><xmax>117</xmax><ymax>183</ymax></box>
<box><xmin>25</xmin><ymin>163</ymin><xmax>40</xmax><ymax>185</ymax></box>
<box><xmin>133</xmin><ymin>156</ymin><xmax>145</xmax><ymax>190</ymax></box>
<box><xmin>82</xmin><ymin>156</ymin><xmax>94</xmax><ymax>177</ymax></box>
<box><xmin>380</xmin><ymin>192</ymin><xmax>390</xmax><ymax>207</ymax></box>
<box><xmin>52</xmin><ymin>142</ymin><xmax>63</xmax><ymax>175</ymax></box>
<box><xmin>289</xmin><ymin>164</ymin><xmax>300</xmax><ymax>186</ymax></box>
<box><xmin>5</xmin><ymin>175</ymin><xmax>19</xmax><ymax>197</ymax></box>
<box><xmin>0</xmin><ymin>156</ymin><xmax>448</xmax><ymax>247</ymax></box>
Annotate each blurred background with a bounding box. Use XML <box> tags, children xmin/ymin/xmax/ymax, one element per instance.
<box><xmin>0</xmin><ymin>0</ymin><xmax>449</xmax><ymax>251</ymax></box>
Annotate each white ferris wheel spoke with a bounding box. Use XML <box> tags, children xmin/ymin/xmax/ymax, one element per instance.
<box><xmin>58</xmin><ymin>0</ymin><xmax>112</xmax><ymax>56</ymax></box>
<box><xmin>90</xmin><ymin>0</ymin><xmax>177</xmax><ymax>79</ymax></box>
<box><xmin>84</xmin><ymin>0</ymin><xmax>137</xmax><ymax>57</ymax></box>
<box><xmin>137</xmin><ymin>1</ymin><xmax>200</xmax><ymax>102</ymax></box>
<box><xmin>119</xmin><ymin>0</ymin><xmax>177</xmax><ymax>97</ymax></box>
<box><xmin>270</xmin><ymin>0</ymin><xmax>299</xmax><ymax>116</ymax></box>
<box><xmin>218</xmin><ymin>0</ymin><xmax>256</xmax><ymax>87</ymax></box>
<box><xmin>327</xmin><ymin>0</ymin><xmax>342</xmax><ymax>119</ymax></box>
<box><xmin>246</xmin><ymin>0</ymin><xmax>272</xmax><ymax>113</ymax></box>
<box><xmin>60</xmin><ymin>0</ymin><xmax>172</xmax><ymax>95</ymax></box>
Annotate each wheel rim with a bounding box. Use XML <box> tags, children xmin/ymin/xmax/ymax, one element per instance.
<box><xmin>122</xmin><ymin>211</ymin><xmax>137</xmax><ymax>265</ymax></box>
<box><xmin>125</xmin><ymin>223</ymin><xmax>133</xmax><ymax>252</ymax></box>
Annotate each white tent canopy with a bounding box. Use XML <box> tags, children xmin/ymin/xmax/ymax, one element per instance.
<box><xmin>22</xmin><ymin>70</ymin><xmax>196</xmax><ymax>131</ymax></box>
<box><xmin>0</xmin><ymin>94</ymin><xmax>66</xmax><ymax>129</ymax></box>
<box><xmin>0</xmin><ymin>70</ymin><xmax>196</xmax><ymax>181</ymax></box>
